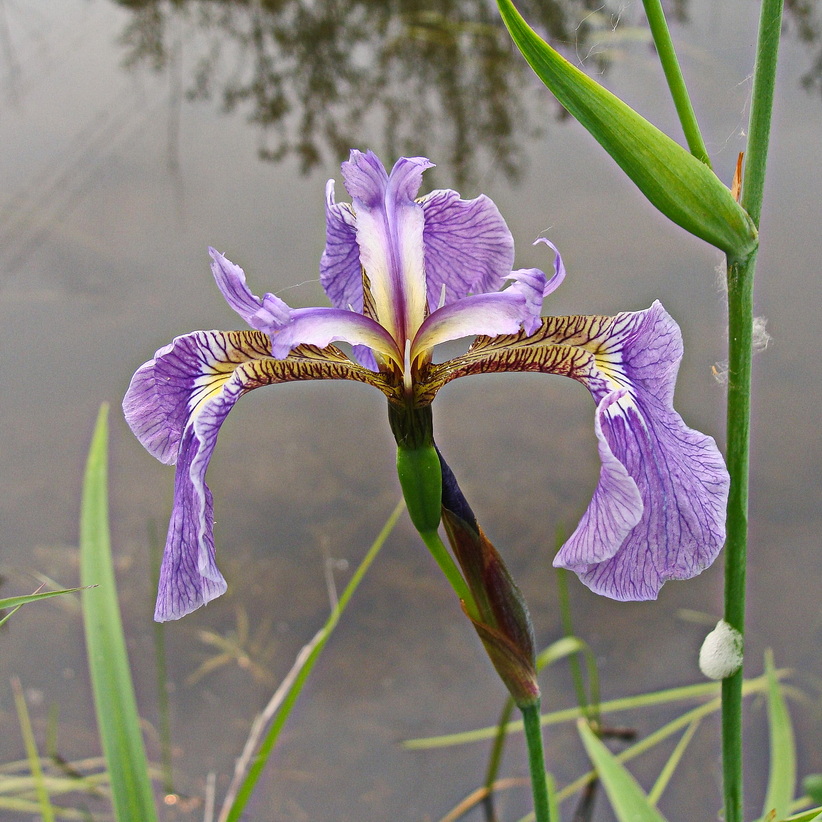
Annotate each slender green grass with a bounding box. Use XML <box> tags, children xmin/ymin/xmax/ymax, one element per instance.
<box><xmin>0</xmin><ymin>588</ymin><xmax>89</xmax><ymax>627</ymax></box>
<box><xmin>80</xmin><ymin>404</ymin><xmax>159</xmax><ymax>822</ymax></box>
<box><xmin>646</xmin><ymin>718</ymin><xmax>700</xmax><ymax>805</ymax></box>
<box><xmin>577</xmin><ymin>720</ymin><xmax>668</xmax><ymax>822</ymax></box>
<box><xmin>763</xmin><ymin>650</ymin><xmax>797</xmax><ymax>819</ymax></box>
<box><xmin>555</xmin><ymin>565</ymin><xmax>600</xmax><ymax>725</ymax></box>
<box><xmin>405</xmin><ymin>669</ymin><xmax>783</xmax><ymax>749</ymax></box>
<box><xmin>11</xmin><ymin>677</ymin><xmax>55</xmax><ymax>822</ymax></box>
<box><xmin>218</xmin><ymin>499</ymin><xmax>405</xmax><ymax>821</ymax></box>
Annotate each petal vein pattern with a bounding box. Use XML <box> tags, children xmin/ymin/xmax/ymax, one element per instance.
<box><xmin>124</xmin><ymin>329</ymin><xmax>389</xmax><ymax>620</ymax></box>
<box><xmin>424</xmin><ymin>301</ymin><xmax>729</xmax><ymax>599</ymax></box>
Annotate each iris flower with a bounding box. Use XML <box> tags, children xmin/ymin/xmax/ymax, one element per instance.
<box><xmin>124</xmin><ymin>150</ymin><xmax>729</xmax><ymax>622</ymax></box>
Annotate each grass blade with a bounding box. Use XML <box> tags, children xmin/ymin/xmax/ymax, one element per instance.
<box><xmin>647</xmin><ymin>719</ymin><xmax>700</xmax><ymax>805</ymax></box>
<box><xmin>763</xmin><ymin>650</ymin><xmax>797</xmax><ymax>820</ymax></box>
<box><xmin>219</xmin><ymin>499</ymin><xmax>405</xmax><ymax>821</ymax></box>
<box><xmin>80</xmin><ymin>404</ymin><xmax>158</xmax><ymax>822</ymax></box>
<box><xmin>404</xmin><ymin>673</ymin><xmax>783</xmax><ymax>750</ymax></box>
<box><xmin>11</xmin><ymin>677</ymin><xmax>55</xmax><ymax>822</ymax></box>
<box><xmin>0</xmin><ymin>588</ymin><xmax>89</xmax><ymax>611</ymax></box>
<box><xmin>577</xmin><ymin>720</ymin><xmax>669</xmax><ymax>822</ymax></box>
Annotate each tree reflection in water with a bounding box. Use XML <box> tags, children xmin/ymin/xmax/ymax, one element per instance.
<box><xmin>113</xmin><ymin>0</ymin><xmax>635</xmax><ymax>185</ymax></box>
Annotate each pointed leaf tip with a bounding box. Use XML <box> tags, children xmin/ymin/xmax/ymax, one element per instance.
<box><xmin>496</xmin><ymin>0</ymin><xmax>758</xmax><ymax>258</ymax></box>
<box><xmin>578</xmin><ymin>720</ymin><xmax>670</xmax><ymax>822</ymax></box>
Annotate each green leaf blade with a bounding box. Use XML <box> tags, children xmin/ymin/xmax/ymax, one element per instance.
<box><xmin>496</xmin><ymin>0</ymin><xmax>758</xmax><ymax>259</ymax></box>
<box><xmin>577</xmin><ymin>720</ymin><xmax>669</xmax><ymax>822</ymax></box>
<box><xmin>763</xmin><ymin>650</ymin><xmax>797</xmax><ymax>820</ymax></box>
<box><xmin>80</xmin><ymin>404</ymin><xmax>159</xmax><ymax>822</ymax></box>
<box><xmin>0</xmin><ymin>588</ymin><xmax>88</xmax><ymax>611</ymax></box>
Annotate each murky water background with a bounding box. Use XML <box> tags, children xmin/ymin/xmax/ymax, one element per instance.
<box><xmin>1</xmin><ymin>0</ymin><xmax>820</xmax><ymax>819</ymax></box>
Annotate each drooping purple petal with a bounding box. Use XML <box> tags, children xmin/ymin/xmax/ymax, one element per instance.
<box><xmin>124</xmin><ymin>330</ymin><xmax>275</xmax><ymax>620</ymax></box>
<box><xmin>425</xmin><ymin>302</ymin><xmax>729</xmax><ymax>599</ymax></box>
<box><xmin>552</xmin><ymin>390</ymin><xmax>645</xmax><ymax>566</ymax></box>
<box><xmin>420</xmin><ymin>189</ymin><xmax>515</xmax><ymax>311</ymax></box>
<box><xmin>123</xmin><ymin>328</ymin><xmax>392</xmax><ymax>620</ymax></box>
<box><xmin>156</xmin><ymin>420</ymin><xmax>228</xmax><ymax>621</ymax></box>
<box><xmin>551</xmin><ymin>303</ymin><xmax>729</xmax><ymax>599</ymax></box>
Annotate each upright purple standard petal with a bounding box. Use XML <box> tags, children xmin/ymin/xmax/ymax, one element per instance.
<box><xmin>420</xmin><ymin>189</ymin><xmax>515</xmax><ymax>310</ymax></box>
<box><xmin>339</xmin><ymin>150</ymin><xmax>431</xmax><ymax>344</ymax></box>
<box><xmin>319</xmin><ymin>179</ymin><xmax>362</xmax><ymax>312</ymax></box>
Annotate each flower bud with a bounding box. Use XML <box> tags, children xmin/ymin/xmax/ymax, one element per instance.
<box><xmin>498</xmin><ymin>0</ymin><xmax>758</xmax><ymax>259</ymax></box>
<box><xmin>440</xmin><ymin>451</ymin><xmax>539</xmax><ymax>707</ymax></box>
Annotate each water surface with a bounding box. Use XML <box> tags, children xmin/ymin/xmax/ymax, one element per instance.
<box><xmin>0</xmin><ymin>1</ymin><xmax>820</xmax><ymax>819</ymax></box>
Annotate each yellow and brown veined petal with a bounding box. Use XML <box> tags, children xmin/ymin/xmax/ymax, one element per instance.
<box><xmin>420</xmin><ymin>302</ymin><xmax>729</xmax><ymax>601</ymax></box>
<box><xmin>415</xmin><ymin>310</ymin><xmax>619</xmax><ymax>406</ymax></box>
<box><xmin>123</xmin><ymin>329</ymin><xmax>394</xmax><ymax>621</ymax></box>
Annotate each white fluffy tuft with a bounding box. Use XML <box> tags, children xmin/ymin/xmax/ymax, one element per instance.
<box><xmin>699</xmin><ymin>619</ymin><xmax>744</xmax><ymax>680</ymax></box>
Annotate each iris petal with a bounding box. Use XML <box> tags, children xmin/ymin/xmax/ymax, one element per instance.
<box><xmin>210</xmin><ymin>248</ymin><xmax>291</xmax><ymax>334</ymax></box>
<box><xmin>424</xmin><ymin>302</ymin><xmax>729</xmax><ymax>599</ymax></box>
<box><xmin>412</xmin><ymin>271</ymin><xmax>547</xmax><ymax>359</ymax></box>
<box><xmin>420</xmin><ymin>189</ymin><xmax>515</xmax><ymax>311</ymax></box>
<box><xmin>340</xmin><ymin>150</ymin><xmax>431</xmax><ymax>343</ymax></box>
<box><xmin>123</xmin><ymin>329</ymin><xmax>393</xmax><ymax>620</ymax></box>
<box><xmin>269</xmin><ymin>306</ymin><xmax>402</xmax><ymax>364</ymax></box>
<box><xmin>319</xmin><ymin>180</ymin><xmax>361</xmax><ymax>312</ymax></box>
<box><xmin>556</xmin><ymin>382</ymin><xmax>728</xmax><ymax>599</ymax></box>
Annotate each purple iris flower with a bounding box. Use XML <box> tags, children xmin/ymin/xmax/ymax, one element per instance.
<box><xmin>124</xmin><ymin>150</ymin><xmax>729</xmax><ymax>621</ymax></box>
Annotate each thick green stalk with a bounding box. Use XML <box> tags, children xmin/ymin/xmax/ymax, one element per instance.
<box><xmin>740</xmin><ymin>0</ymin><xmax>784</xmax><ymax>228</ymax></box>
<box><xmin>722</xmin><ymin>250</ymin><xmax>755</xmax><ymax>822</ymax></box>
<box><xmin>721</xmin><ymin>2</ymin><xmax>782</xmax><ymax>820</ymax></box>
<box><xmin>521</xmin><ymin>701</ymin><xmax>551</xmax><ymax>822</ymax></box>
<box><xmin>641</xmin><ymin>0</ymin><xmax>711</xmax><ymax>165</ymax></box>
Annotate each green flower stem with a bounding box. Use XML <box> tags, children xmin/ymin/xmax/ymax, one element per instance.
<box><xmin>521</xmin><ymin>700</ymin><xmax>552</xmax><ymax>822</ymax></box>
<box><xmin>641</xmin><ymin>0</ymin><xmax>711</xmax><ymax>166</ymax></box>
<box><xmin>417</xmin><ymin>528</ymin><xmax>479</xmax><ymax>622</ymax></box>
<box><xmin>722</xmin><ymin>2</ymin><xmax>783</xmax><ymax>821</ymax></box>
<box><xmin>740</xmin><ymin>0</ymin><xmax>784</xmax><ymax>228</ymax></box>
<box><xmin>722</xmin><ymin>249</ymin><xmax>755</xmax><ymax>822</ymax></box>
